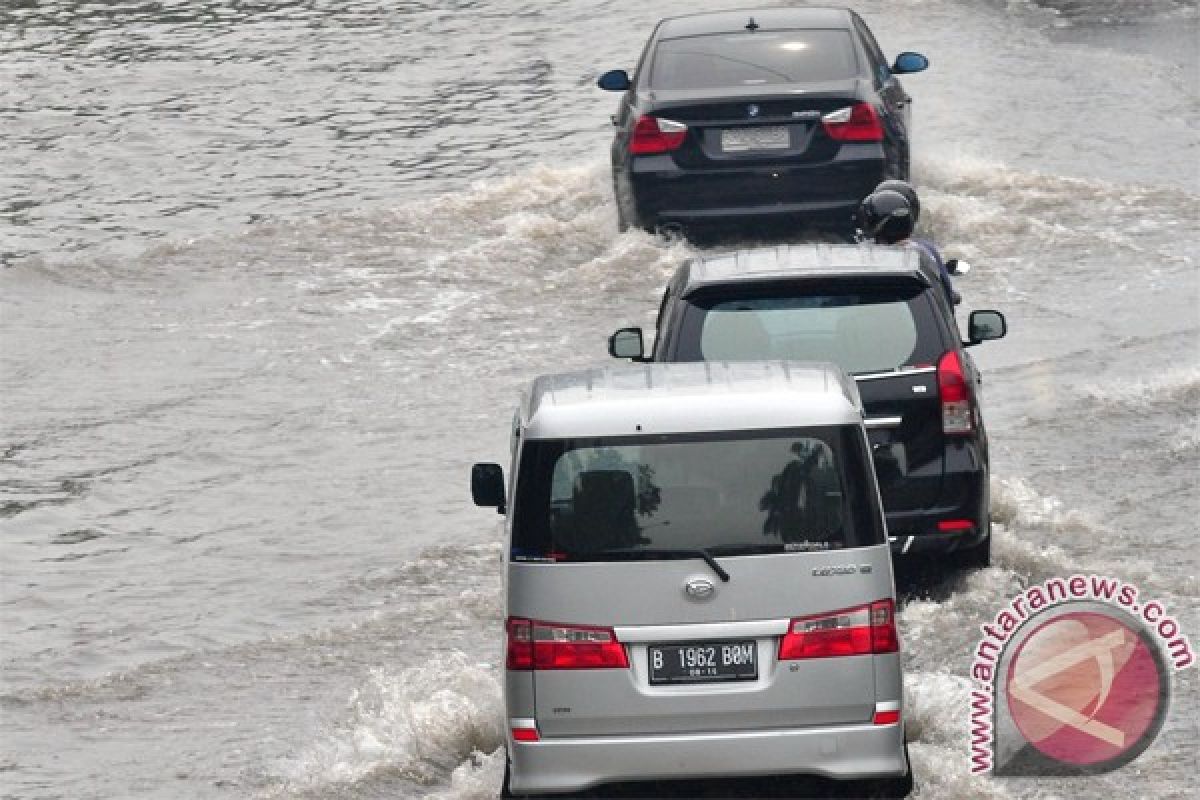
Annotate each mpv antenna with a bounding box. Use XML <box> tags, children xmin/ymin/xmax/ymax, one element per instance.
<box><xmin>745</xmin><ymin>17</ymin><xmax>759</xmax><ymax>31</ymax></box>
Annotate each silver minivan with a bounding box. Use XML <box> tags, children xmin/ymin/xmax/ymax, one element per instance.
<box><xmin>471</xmin><ymin>362</ymin><xmax>911</xmax><ymax>797</ymax></box>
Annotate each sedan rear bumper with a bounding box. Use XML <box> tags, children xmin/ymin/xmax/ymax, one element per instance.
<box><xmin>508</xmin><ymin>721</ymin><xmax>907</xmax><ymax>794</ymax></box>
<box><xmin>624</xmin><ymin>144</ymin><xmax>888</xmax><ymax>230</ymax></box>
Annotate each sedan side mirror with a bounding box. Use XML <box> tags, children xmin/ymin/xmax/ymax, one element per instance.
<box><xmin>608</xmin><ymin>327</ymin><xmax>645</xmax><ymax>360</ymax></box>
<box><xmin>967</xmin><ymin>310</ymin><xmax>1007</xmax><ymax>345</ymax></box>
<box><xmin>892</xmin><ymin>52</ymin><xmax>929</xmax><ymax>74</ymax></box>
<box><xmin>471</xmin><ymin>462</ymin><xmax>506</xmax><ymax>514</ymax></box>
<box><xmin>597</xmin><ymin>69</ymin><xmax>631</xmax><ymax>91</ymax></box>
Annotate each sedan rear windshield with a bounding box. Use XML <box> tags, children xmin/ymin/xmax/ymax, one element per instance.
<box><xmin>511</xmin><ymin>427</ymin><xmax>883</xmax><ymax>563</ymax></box>
<box><xmin>675</xmin><ymin>284</ymin><xmax>942</xmax><ymax>376</ymax></box>
<box><xmin>650</xmin><ymin>30</ymin><xmax>858</xmax><ymax>90</ymax></box>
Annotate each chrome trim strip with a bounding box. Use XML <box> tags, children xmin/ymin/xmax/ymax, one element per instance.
<box><xmin>615</xmin><ymin>619</ymin><xmax>789</xmax><ymax>642</ymax></box>
<box><xmin>901</xmin><ymin>536</ymin><xmax>914</xmax><ymax>555</ymax></box>
<box><xmin>854</xmin><ymin>366</ymin><xmax>936</xmax><ymax>382</ymax></box>
<box><xmin>865</xmin><ymin>416</ymin><xmax>903</xmax><ymax>430</ymax></box>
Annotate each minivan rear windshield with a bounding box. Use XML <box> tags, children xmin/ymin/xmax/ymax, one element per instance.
<box><xmin>650</xmin><ymin>30</ymin><xmax>858</xmax><ymax>90</ymax></box>
<box><xmin>511</xmin><ymin>427</ymin><xmax>883</xmax><ymax>562</ymax></box>
<box><xmin>676</xmin><ymin>285</ymin><xmax>942</xmax><ymax>375</ymax></box>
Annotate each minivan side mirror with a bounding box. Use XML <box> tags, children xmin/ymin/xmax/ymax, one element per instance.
<box><xmin>597</xmin><ymin>69</ymin><xmax>631</xmax><ymax>91</ymax></box>
<box><xmin>608</xmin><ymin>327</ymin><xmax>645</xmax><ymax>360</ymax></box>
<box><xmin>945</xmin><ymin>258</ymin><xmax>972</xmax><ymax>276</ymax></box>
<box><xmin>872</xmin><ymin>442</ymin><xmax>907</xmax><ymax>484</ymax></box>
<box><xmin>892</xmin><ymin>52</ymin><xmax>929</xmax><ymax>74</ymax></box>
<box><xmin>967</xmin><ymin>310</ymin><xmax>1007</xmax><ymax>345</ymax></box>
<box><xmin>471</xmin><ymin>462</ymin><xmax>506</xmax><ymax>514</ymax></box>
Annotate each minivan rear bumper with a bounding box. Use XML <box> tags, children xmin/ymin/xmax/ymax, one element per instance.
<box><xmin>508</xmin><ymin>722</ymin><xmax>906</xmax><ymax>794</ymax></box>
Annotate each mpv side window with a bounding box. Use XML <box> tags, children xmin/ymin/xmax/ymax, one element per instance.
<box><xmin>674</xmin><ymin>283</ymin><xmax>943</xmax><ymax>376</ymax></box>
<box><xmin>511</xmin><ymin>426</ymin><xmax>884</xmax><ymax>562</ymax></box>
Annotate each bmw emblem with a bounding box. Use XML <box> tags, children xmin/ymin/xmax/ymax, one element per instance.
<box><xmin>747</xmin><ymin>104</ymin><xmax>760</xmax><ymax>118</ymax></box>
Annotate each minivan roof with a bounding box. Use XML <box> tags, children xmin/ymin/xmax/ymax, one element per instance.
<box><xmin>657</xmin><ymin>8</ymin><xmax>853</xmax><ymax>39</ymax></box>
<box><xmin>680</xmin><ymin>243</ymin><xmax>929</xmax><ymax>296</ymax></box>
<box><xmin>521</xmin><ymin>362</ymin><xmax>862</xmax><ymax>440</ymax></box>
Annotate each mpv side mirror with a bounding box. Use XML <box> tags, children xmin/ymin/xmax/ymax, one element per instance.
<box><xmin>608</xmin><ymin>327</ymin><xmax>645</xmax><ymax>360</ymax></box>
<box><xmin>945</xmin><ymin>258</ymin><xmax>972</xmax><ymax>276</ymax></box>
<box><xmin>471</xmin><ymin>462</ymin><xmax>506</xmax><ymax>514</ymax></box>
<box><xmin>967</xmin><ymin>310</ymin><xmax>1007</xmax><ymax>345</ymax></box>
<box><xmin>892</xmin><ymin>52</ymin><xmax>929</xmax><ymax>74</ymax></box>
<box><xmin>597</xmin><ymin>69</ymin><xmax>631</xmax><ymax>91</ymax></box>
<box><xmin>872</xmin><ymin>443</ymin><xmax>907</xmax><ymax>484</ymax></box>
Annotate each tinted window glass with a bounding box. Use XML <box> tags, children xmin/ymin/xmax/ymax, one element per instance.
<box><xmin>650</xmin><ymin>30</ymin><xmax>858</xmax><ymax>90</ymax></box>
<box><xmin>678</xmin><ymin>285</ymin><xmax>941</xmax><ymax>375</ymax></box>
<box><xmin>512</xmin><ymin>427</ymin><xmax>883</xmax><ymax>562</ymax></box>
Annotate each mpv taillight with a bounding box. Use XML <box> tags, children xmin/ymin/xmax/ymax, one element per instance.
<box><xmin>937</xmin><ymin>350</ymin><xmax>973</xmax><ymax>435</ymax></box>
<box><xmin>630</xmin><ymin>115</ymin><xmax>688</xmax><ymax>154</ymax></box>
<box><xmin>821</xmin><ymin>103</ymin><xmax>883</xmax><ymax>142</ymax></box>
<box><xmin>778</xmin><ymin>599</ymin><xmax>899</xmax><ymax>660</ymax></box>
<box><xmin>506</xmin><ymin>617</ymin><xmax>629</xmax><ymax>670</ymax></box>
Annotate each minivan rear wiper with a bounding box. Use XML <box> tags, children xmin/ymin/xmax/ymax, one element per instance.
<box><xmin>573</xmin><ymin>547</ymin><xmax>731</xmax><ymax>582</ymax></box>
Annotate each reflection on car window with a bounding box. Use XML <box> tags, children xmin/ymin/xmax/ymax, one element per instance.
<box><xmin>696</xmin><ymin>293</ymin><xmax>922</xmax><ymax>375</ymax></box>
<box><xmin>513</xmin><ymin>427</ymin><xmax>883</xmax><ymax>561</ymax></box>
<box><xmin>651</xmin><ymin>30</ymin><xmax>858</xmax><ymax>90</ymax></box>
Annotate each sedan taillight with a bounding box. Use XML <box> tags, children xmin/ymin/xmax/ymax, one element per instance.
<box><xmin>630</xmin><ymin>115</ymin><xmax>688</xmax><ymax>154</ymax></box>
<box><xmin>778</xmin><ymin>599</ymin><xmax>899</xmax><ymax>660</ymax></box>
<box><xmin>821</xmin><ymin>103</ymin><xmax>883</xmax><ymax>142</ymax></box>
<box><xmin>506</xmin><ymin>617</ymin><xmax>629</xmax><ymax>670</ymax></box>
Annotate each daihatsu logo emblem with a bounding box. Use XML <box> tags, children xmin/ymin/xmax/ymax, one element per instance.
<box><xmin>684</xmin><ymin>578</ymin><xmax>716</xmax><ymax>599</ymax></box>
<box><xmin>747</xmin><ymin>103</ymin><xmax>760</xmax><ymax>118</ymax></box>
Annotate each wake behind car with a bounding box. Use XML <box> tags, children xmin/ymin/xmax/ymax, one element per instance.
<box><xmin>608</xmin><ymin>244</ymin><xmax>1007</xmax><ymax>568</ymax></box>
<box><xmin>597</xmin><ymin>7</ymin><xmax>928</xmax><ymax>234</ymax></box>
<box><xmin>472</xmin><ymin>362</ymin><xmax>911</xmax><ymax>797</ymax></box>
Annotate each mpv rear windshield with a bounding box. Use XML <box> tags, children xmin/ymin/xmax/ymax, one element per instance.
<box><xmin>676</xmin><ymin>284</ymin><xmax>942</xmax><ymax>375</ymax></box>
<box><xmin>650</xmin><ymin>30</ymin><xmax>858</xmax><ymax>90</ymax></box>
<box><xmin>511</xmin><ymin>427</ymin><xmax>884</xmax><ymax>562</ymax></box>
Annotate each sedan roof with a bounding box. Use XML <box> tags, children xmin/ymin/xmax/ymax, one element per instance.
<box><xmin>657</xmin><ymin>7</ymin><xmax>853</xmax><ymax>39</ymax></box>
<box><xmin>681</xmin><ymin>243</ymin><xmax>930</xmax><ymax>295</ymax></box>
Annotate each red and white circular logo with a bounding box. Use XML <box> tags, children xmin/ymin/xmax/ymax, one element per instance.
<box><xmin>1005</xmin><ymin>609</ymin><xmax>1169</xmax><ymax>770</ymax></box>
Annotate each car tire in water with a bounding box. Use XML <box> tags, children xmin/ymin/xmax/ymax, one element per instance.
<box><xmin>501</xmin><ymin>760</ymin><xmax>525</xmax><ymax>799</ymax></box>
<box><xmin>955</xmin><ymin>522</ymin><xmax>992</xmax><ymax>570</ymax></box>
<box><xmin>856</xmin><ymin>742</ymin><xmax>915</xmax><ymax>798</ymax></box>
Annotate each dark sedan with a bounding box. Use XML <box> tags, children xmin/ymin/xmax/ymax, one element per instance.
<box><xmin>597</xmin><ymin>7</ymin><xmax>928</xmax><ymax>236</ymax></box>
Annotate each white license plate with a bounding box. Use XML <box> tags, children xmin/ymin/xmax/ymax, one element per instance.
<box><xmin>720</xmin><ymin>126</ymin><xmax>789</xmax><ymax>152</ymax></box>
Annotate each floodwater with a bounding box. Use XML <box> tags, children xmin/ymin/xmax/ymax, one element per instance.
<box><xmin>1</xmin><ymin>0</ymin><xmax>1197</xmax><ymax>798</ymax></box>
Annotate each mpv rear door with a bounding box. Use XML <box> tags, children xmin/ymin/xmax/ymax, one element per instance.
<box><xmin>507</xmin><ymin>426</ymin><xmax>897</xmax><ymax>737</ymax></box>
<box><xmin>670</xmin><ymin>280</ymin><xmax>947</xmax><ymax>511</ymax></box>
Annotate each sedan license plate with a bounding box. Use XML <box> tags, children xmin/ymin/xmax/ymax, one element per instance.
<box><xmin>649</xmin><ymin>640</ymin><xmax>757</xmax><ymax>685</ymax></box>
<box><xmin>720</xmin><ymin>126</ymin><xmax>789</xmax><ymax>152</ymax></box>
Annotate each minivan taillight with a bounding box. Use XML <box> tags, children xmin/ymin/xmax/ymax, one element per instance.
<box><xmin>506</xmin><ymin>617</ymin><xmax>629</xmax><ymax>670</ymax></box>
<box><xmin>778</xmin><ymin>599</ymin><xmax>899</xmax><ymax>660</ymax></box>
<box><xmin>937</xmin><ymin>350</ymin><xmax>973</xmax><ymax>435</ymax></box>
<box><xmin>630</xmin><ymin>115</ymin><xmax>688</xmax><ymax>154</ymax></box>
<box><xmin>821</xmin><ymin>103</ymin><xmax>883</xmax><ymax>142</ymax></box>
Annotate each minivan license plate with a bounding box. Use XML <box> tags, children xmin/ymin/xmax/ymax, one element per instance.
<box><xmin>720</xmin><ymin>126</ymin><xmax>789</xmax><ymax>152</ymax></box>
<box><xmin>649</xmin><ymin>640</ymin><xmax>757</xmax><ymax>684</ymax></box>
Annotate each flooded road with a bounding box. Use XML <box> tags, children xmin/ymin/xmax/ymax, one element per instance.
<box><xmin>1</xmin><ymin>1</ymin><xmax>1197</xmax><ymax>798</ymax></box>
